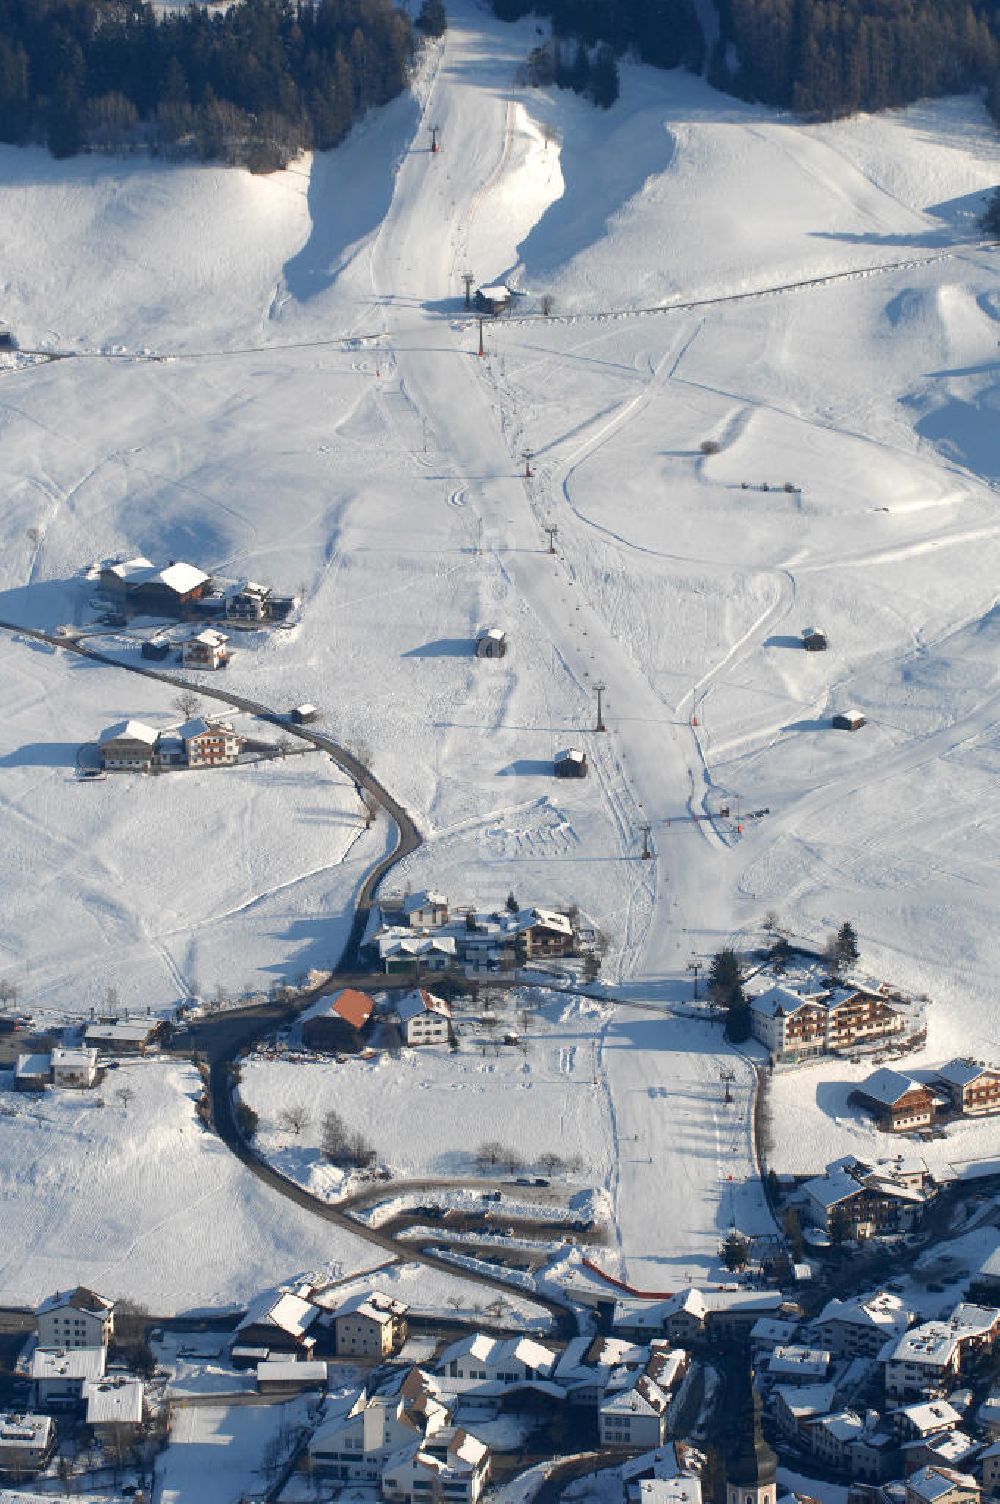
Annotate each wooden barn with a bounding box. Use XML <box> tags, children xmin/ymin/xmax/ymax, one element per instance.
<box><xmin>802</xmin><ymin>628</ymin><xmax>828</xmax><ymax>651</ymax></box>
<box><xmin>476</xmin><ymin>627</ymin><xmax>507</xmax><ymax>659</ymax></box>
<box><xmin>832</xmin><ymin>710</ymin><xmax>865</xmax><ymax>732</ymax></box>
<box><xmin>99</xmin><ymin>558</ymin><xmax>211</xmax><ymax>616</ymax></box>
<box><xmin>301</xmin><ymin>989</ymin><xmax>374</xmax><ymax>1053</ymax></box>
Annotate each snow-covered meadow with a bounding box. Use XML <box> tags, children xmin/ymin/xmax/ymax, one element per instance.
<box><xmin>0</xmin><ymin>0</ymin><xmax>998</xmax><ymax>1302</ymax></box>
<box><xmin>0</xmin><ymin>1060</ymin><xmax>375</xmax><ymax>1310</ymax></box>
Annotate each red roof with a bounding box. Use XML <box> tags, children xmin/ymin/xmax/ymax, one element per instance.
<box><xmin>332</xmin><ymin>988</ymin><xmax>373</xmax><ymax>1030</ymax></box>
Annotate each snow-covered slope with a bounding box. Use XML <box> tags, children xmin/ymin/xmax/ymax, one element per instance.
<box><xmin>1</xmin><ymin>0</ymin><xmax>998</xmax><ymax>1295</ymax></box>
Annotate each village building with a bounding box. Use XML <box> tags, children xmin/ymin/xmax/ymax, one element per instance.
<box><xmin>50</xmin><ymin>1047</ymin><xmax>98</xmax><ymax>1088</ymax></box>
<box><xmin>99</xmin><ymin>557</ymin><xmax>211</xmax><ymax>615</ymax></box>
<box><xmin>933</xmin><ymin>1060</ymin><xmax>1000</xmax><ymax>1118</ymax></box>
<box><xmin>256</xmin><ymin>1359</ymin><xmax>329</xmax><ymax>1396</ymax></box>
<box><xmin>554</xmin><ymin>747</ymin><xmax>588</xmax><ymax>778</ymax></box>
<box><xmin>598</xmin><ymin>1347</ymin><xmax>689</xmax><ymax>1449</ymax></box>
<box><xmin>229</xmin><ymin>582</ymin><xmax>271</xmax><ymax>620</ymax></box>
<box><xmin>883</xmin><ymin>1307</ymin><xmax>1000</xmax><ymax>1402</ymax></box>
<box><xmin>236</xmin><ymin>1289</ymin><xmax>320</xmax><ymax>1355</ymax></box>
<box><xmin>334</xmin><ymin>1291</ymin><xmax>409</xmax><ymax>1359</ymax></box>
<box><xmin>376</xmin><ymin>932</ymin><xmax>458</xmax><ymax>974</ymax></box>
<box><xmin>31</xmin><ymin>1346</ymin><xmax>106</xmax><ymax>1408</ymax></box>
<box><xmin>396</xmin><ymin>988</ymin><xmax>451</xmax><ymax>1046</ymax></box>
<box><xmin>438</xmin><ymin>1334</ymin><xmax>557</xmax><ymax>1386</ymax></box>
<box><xmin>749</xmin><ymin>983</ymin><xmax>911</xmax><ymax>1063</ymax></box>
<box><xmin>301</xmin><ymin>989</ymin><xmax>374</xmax><ymax>1053</ymax></box>
<box><xmin>816</xmin><ymin>1292</ymin><xmax>912</xmax><ymax>1359</ymax></box>
<box><xmin>99</xmin><ymin>719</ymin><xmax>159</xmax><ymax>772</ymax></box>
<box><xmin>803</xmin><ymin>1157</ymin><xmax>932</xmax><ymax>1239</ymax></box>
<box><xmin>399</xmin><ymin>891</ymin><xmax>449</xmax><ymax>929</ymax></box>
<box><xmin>382</xmin><ymin>1426</ymin><xmax>491</xmax><ymax>1504</ymax></box>
<box><xmin>852</xmin><ymin>1070</ymin><xmax>936</xmax><ymax>1133</ymax></box>
<box><xmin>36</xmin><ymin>1288</ymin><xmax>114</xmax><ymax>1350</ymax></box>
<box><xmin>774</xmin><ymin>1383</ymin><xmax>838</xmax><ymax>1444</ymax></box>
<box><xmin>309</xmin><ymin>1373</ymin><xmax>448</xmax><ymax>1481</ymax></box>
<box><xmin>979</xmin><ymin>1442</ymin><xmax>1000</xmax><ymax>1495</ymax></box>
<box><xmin>904</xmin><ymin>1429</ymin><xmax>982</xmax><ymax>1475</ymax></box>
<box><xmin>475</xmin><ymin>627</ymin><xmax>507</xmax><ymax>659</ymax></box>
<box><xmin>14</xmin><ymin>1053</ymin><xmax>52</xmax><ymax>1091</ymax></box>
<box><xmin>892</xmin><ymin>1399</ymin><xmax>964</xmax><ymax>1443</ymax></box>
<box><xmin>178</xmin><ymin>717</ymin><xmax>244</xmax><ymax>767</ymax></box>
<box><xmin>765</xmin><ymin>1346</ymin><xmax>831</xmax><ymax>1385</ymax></box>
<box><xmin>904</xmin><ymin>1466</ymin><xmax>980</xmax><ymax>1504</ymax></box>
<box><xmin>83</xmin><ymin>1376</ymin><xmax>145</xmax><ymax>1442</ymax></box>
<box><xmin>0</xmin><ymin>1412</ymin><xmax>55</xmax><ymax>1475</ymax></box>
<box><xmin>83</xmin><ymin>1020</ymin><xmax>159</xmax><ymax>1054</ymax></box>
<box><xmin>514</xmin><ymin>907</ymin><xmax>575</xmax><ymax>960</ymax></box>
<box><xmin>182</xmin><ymin>628</ymin><xmax>230</xmax><ymax>669</ymax></box>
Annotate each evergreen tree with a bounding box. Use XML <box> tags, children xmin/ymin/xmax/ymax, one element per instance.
<box><xmin>416</xmin><ymin>0</ymin><xmax>447</xmax><ymax>37</ymax></box>
<box><xmin>835</xmin><ymin>920</ymin><xmax>860</xmax><ymax>969</ymax></box>
<box><xmin>709</xmin><ymin>947</ymin><xmax>744</xmax><ymax>1009</ymax></box>
<box><xmin>588</xmin><ymin>42</ymin><xmax>619</xmax><ymax>106</ymax></box>
<box><xmin>983</xmin><ymin>187</ymin><xmax>1000</xmax><ymax>238</ymax></box>
<box><xmin>723</xmin><ymin>1228</ymin><xmax>750</xmax><ymax>1270</ymax></box>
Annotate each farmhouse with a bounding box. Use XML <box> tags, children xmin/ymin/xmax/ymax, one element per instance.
<box><xmin>554</xmin><ymin>747</ymin><xmax>588</xmax><ymax>778</ymax></box>
<box><xmin>0</xmin><ymin>1412</ymin><xmax>55</xmax><ymax>1475</ymax></box>
<box><xmin>182</xmin><ymin>628</ymin><xmax>230</xmax><ymax>669</ymax></box>
<box><xmin>334</xmin><ymin>1291</ymin><xmax>409</xmax><ymax>1359</ymax></box>
<box><xmin>236</xmin><ymin>1290</ymin><xmax>320</xmax><ymax>1355</ymax></box>
<box><xmin>98</xmin><ymin>719</ymin><xmax>159</xmax><ymax>771</ymax></box>
<box><xmin>853</xmin><ymin>1069</ymin><xmax>935</xmax><ymax>1133</ymax></box>
<box><xmin>934</xmin><ymin>1059</ymin><xmax>1000</xmax><ymax>1118</ymax></box>
<box><xmin>400</xmin><ymin>891</ymin><xmax>449</xmax><ymax>929</ymax></box>
<box><xmin>37</xmin><ymin>1288</ymin><xmax>115</xmax><ymax>1349</ymax></box>
<box><xmin>230</xmin><ymin>581</ymin><xmax>271</xmax><ymax>620</ymax></box>
<box><xmin>99</xmin><ymin>557</ymin><xmax>211</xmax><ymax>615</ymax></box>
<box><xmin>396</xmin><ymin>988</ymin><xmax>451</xmax><ymax>1046</ymax></box>
<box><xmin>178</xmin><ymin>717</ymin><xmax>245</xmax><ymax>767</ymax></box>
<box><xmin>475</xmin><ymin>627</ymin><xmax>507</xmax><ymax>658</ymax></box>
<box><xmin>83</xmin><ymin>1020</ymin><xmax>159</xmax><ymax>1053</ymax></box>
<box><xmin>51</xmin><ymin>1047</ymin><xmax>98</xmax><ymax>1088</ymax></box>
<box><xmin>301</xmin><ymin>989</ymin><xmax>374</xmax><ymax>1053</ymax></box>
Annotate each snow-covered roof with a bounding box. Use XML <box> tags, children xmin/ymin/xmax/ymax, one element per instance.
<box><xmin>159</xmin><ymin>561</ymin><xmax>209</xmax><ymax>594</ymax></box>
<box><xmin>518</xmin><ymin>907</ymin><xmax>573</xmax><ymax>936</ymax></box>
<box><xmin>751</xmin><ymin>985</ymin><xmax>821</xmax><ymax>1018</ymax></box>
<box><xmin>638</xmin><ymin>1479</ymin><xmax>702</xmax><ymax>1504</ymax></box>
<box><xmin>888</xmin><ymin>1307</ymin><xmax>998</xmax><ymax>1368</ymax></box>
<box><xmin>0</xmin><ymin>1412</ymin><xmax>53</xmax><ymax>1446</ymax></box>
<box><xmin>99</xmin><ymin>719</ymin><xmax>159</xmax><ymax>746</ymax></box>
<box><xmin>858</xmin><ymin>1066</ymin><xmax>924</xmax><ymax>1107</ymax></box>
<box><xmin>84</xmin><ymin>1376</ymin><xmax>143</xmax><ymax>1425</ymax></box>
<box><xmin>257</xmin><ymin>1359</ymin><xmax>328</xmax><ymax>1384</ymax></box>
<box><xmin>439</xmin><ymin>1333</ymin><xmax>496</xmax><ymax>1367</ymax></box>
<box><xmin>37</xmin><ymin>1286</ymin><xmax>113</xmax><ymax>1317</ymax></box>
<box><xmin>898</xmin><ymin>1399</ymin><xmax>962</xmax><ymax>1434</ymax></box>
<box><xmin>773</xmin><ymin>1382</ymin><xmax>837</xmax><ymax>1419</ymax></box>
<box><xmin>106</xmin><ymin>556</ymin><xmax>153</xmax><ymax>580</ymax></box>
<box><xmin>936</xmin><ymin>1058</ymin><xmax>996</xmax><ymax>1088</ymax></box>
<box><xmin>555</xmin><ymin>747</ymin><xmax>586</xmax><ymax>764</ymax></box>
<box><xmin>768</xmin><ymin>1345</ymin><xmax>830</xmax><ymax>1377</ymax></box>
<box><xmin>15</xmin><ymin>1053</ymin><xmax>50</xmax><ymax>1077</ymax></box>
<box><xmin>906</xmin><ymin>1466</ymin><xmax>978</xmax><ymax>1503</ymax></box>
<box><xmin>51</xmin><ymin>1047</ymin><xmax>97</xmax><ymax>1071</ymax></box>
<box><xmin>478</xmin><ymin>285</ymin><xmax>510</xmax><ymax>300</ymax></box>
<box><xmin>397</xmin><ymin>988</ymin><xmax>451</xmax><ymax>1024</ymax></box>
<box><xmin>31</xmin><ymin>1346</ymin><xmax>107</xmax><ymax>1381</ymax></box>
<box><xmin>336</xmin><ymin>1289</ymin><xmax>408</xmax><ymax>1323</ymax></box>
<box><xmin>477</xmin><ymin>626</ymin><xmax>505</xmax><ymax>641</ymax></box>
<box><xmin>402</xmin><ymin>891</ymin><xmax>447</xmax><ymax>914</ymax></box>
<box><xmin>818</xmin><ymin>1291</ymin><xmax>909</xmax><ymax>1331</ymax></box>
<box><xmin>178</xmin><ymin>716</ymin><xmax>235</xmax><ymax>741</ymax></box>
<box><xmin>378</xmin><ymin>934</ymin><xmax>457</xmax><ymax>959</ymax></box>
<box><xmin>84</xmin><ymin>1021</ymin><xmax>154</xmax><ymax>1043</ymax></box>
<box><xmin>239</xmin><ymin>1291</ymin><xmax>319</xmax><ymax>1338</ymax></box>
<box><xmin>189</xmin><ymin>628</ymin><xmax>228</xmax><ymax>647</ymax></box>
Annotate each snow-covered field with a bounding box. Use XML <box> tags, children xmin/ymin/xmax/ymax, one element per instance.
<box><xmin>1</xmin><ymin>0</ymin><xmax>999</xmax><ymax>1306</ymax></box>
<box><xmin>155</xmin><ymin>1398</ymin><xmax>312</xmax><ymax>1504</ymax></box>
<box><xmin>0</xmin><ymin>1060</ymin><xmax>376</xmax><ymax>1310</ymax></box>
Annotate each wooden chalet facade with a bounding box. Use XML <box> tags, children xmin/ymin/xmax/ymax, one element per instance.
<box><xmin>852</xmin><ymin>1069</ymin><xmax>935</xmax><ymax>1133</ymax></box>
<box><xmin>99</xmin><ymin>557</ymin><xmax>210</xmax><ymax>616</ymax></box>
<box><xmin>934</xmin><ymin>1059</ymin><xmax>1000</xmax><ymax>1117</ymax></box>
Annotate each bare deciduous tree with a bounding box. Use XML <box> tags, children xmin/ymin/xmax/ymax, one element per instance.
<box><xmin>116</xmin><ymin>1085</ymin><xmax>134</xmax><ymax>1111</ymax></box>
<box><xmin>172</xmin><ymin>690</ymin><xmax>201</xmax><ymax>721</ymax></box>
<box><xmin>277</xmin><ymin>1103</ymin><xmax>310</xmax><ymax>1136</ymax></box>
<box><xmin>359</xmin><ymin>788</ymin><xmax>378</xmax><ymax>828</ymax></box>
<box><xmin>540</xmin><ymin>293</ymin><xmax>555</xmax><ymax>317</ymax></box>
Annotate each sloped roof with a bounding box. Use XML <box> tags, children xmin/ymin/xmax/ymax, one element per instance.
<box><xmin>857</xmin><ymin>1067</ymin><xmax>925</xmax><ymax>1107</ymax></box>
<box><xmin>936</xmin><ymin>1058</ymin><xmax>996</xmax><ymax>1088</ymax></box>
<box><xmin>99</xmin><ymin>719</ymin><xmax>158</xmax><ymax>746</ymax></box>
<box><xmin>37</xmin><ymin>1286</ymin><xmax>112</xmax><ymax>1317</ymax></box>
<box><xmin>332</xmin><ymin>989</ymin><xmax>374</xmax><ymax>1030</ymax></box>
<box><xmin>397</xmin><ymin>989</ymin><xmax>451</xmax><ymax>1024</ymax></box>
<box><xmin>159</xmin><ymin>562</ymin><xmax>209</xmax><ymax>594</ymax></box>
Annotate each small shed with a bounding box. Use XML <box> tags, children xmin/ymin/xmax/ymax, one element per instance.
<box><xmin>832</xmin><ymin>710</ymin><xmax>866</xmax><ymax>732</ymax></box>
<box><xmin>802</xmin><ymin>628</ymin><xmax>828</xmax><ymax>652</ymax></box>
<box><xmin>554</xmin><ymin>748</ymin><xmax>588</xmax><ymax>778</ymax></box>
<box><xmin>476</xmin><ymin>627</ymin><xmax>507</xmax><ymax>659</ymax></box>
<box><xmin>0</xmin><ymin>326</ymin><xmax>17</xmax><ymax>351</ymax></box>
<box><xmin>291</xmin><ymin>703</ymin><xmax>319</xmax><ymax>724</ymax></box>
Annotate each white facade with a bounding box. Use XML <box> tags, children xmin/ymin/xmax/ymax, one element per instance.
<box><xmin>36</xmin><ymin>1288</ymin><xmax>114</xmax><ymax>1350</ymax></box>
<box><xmin>51</xmin><ymin>1047</ymin><xmax>98</xmax><ymax>1088</ymax></box>
<box><xmin>31</xmin><ymin>1345</ymin><xmax>107</xmax><ymax>1405</ymax></box>
<box><xmin>397</xmin><ymin>989</ymin><xmax>451</xmax><ymax>1046</ymax></box>
<box><xmin>383</xmin><ymin>1427</ymin><xmax>490</xmax><ymax>1504</ymax></box>
<box><xmin>0</xmin><ymin>1412</ymin><xmax>55</xmax><ymax>1473</ymax></box>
